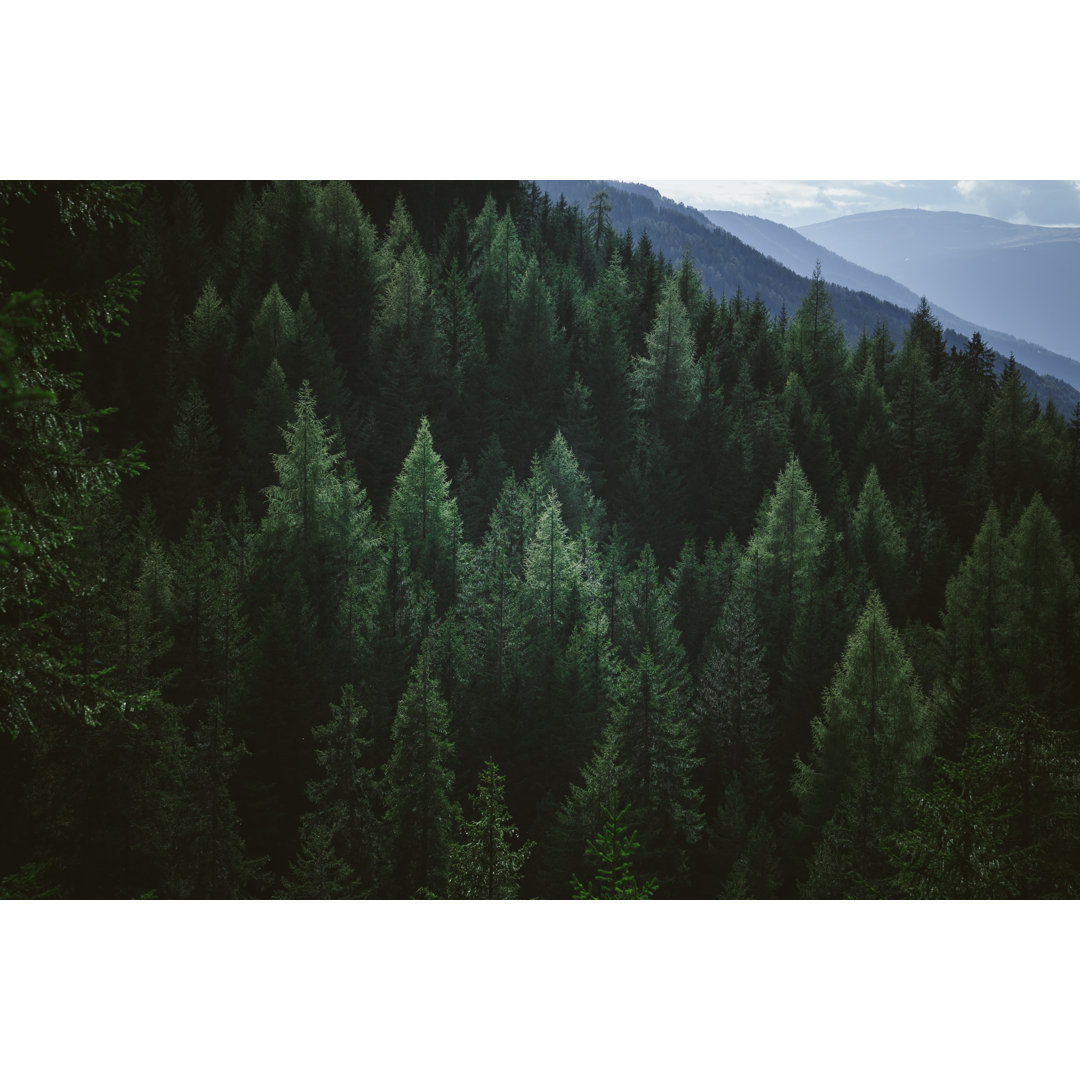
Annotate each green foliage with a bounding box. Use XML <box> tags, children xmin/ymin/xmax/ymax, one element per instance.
<box><xmin>178</xmin><ymin>699</ymin><xmax>258</xmax><ymax>899</ymax></box>
<box><xmin>521</xmin><ymin>487</ymin><xmax>579</xmax><ymax>638</ymax></box>
<box><xmin>388</xmin><ymin>416</ymin><xmax>462</xmax><ymax>608</ymax></box>
<box><xmin>449</xmin><ymin>758</ymin><xmax>533</xmax><ymax>899</ymax></box>
<box><xmin>737</xmin><ymin>454</ymin><xmax>829</xmax><ymax>680</ymax></box>
<box><xmin>5</xmin><ymin>181</ymin><xmax>1080</xmax><ymax>900</ymax></box>
<box><xmin>784</xmin><ymin>264</ymin><xmax>850</xmax><ymax>424</ymax></box>
<box><xmin>384</xmin><ymin>644</ymin><xmax>457</xmax><ymax>898</ymax></box>
<box><xmin>572</xmin><ymin>802</ymin><xmax>657</xmax><ymax>899</ymax></box>
<box><xmin>891</xmin><ymin>710</ymin><xmax>1080</xmax><ymax>899</ymax></box>
<box><xmin>849</xmin><ymin>466</ymin><xmax>907</xmax><ymax>616</ymax></box>
<box><xmin>794</xmin><ymin>593</ymin><xmax>930</xmax><ymax>895</ymax></box>
<box><xmin>694</xmin><ymin>583</ymin><xmax>774</xmax><ymax>815</ymax></box>
<box><xmin>0</xmin><ymin>183</ymin><xmax>145</xmax><ymax>738</ymax></box>
<box><xmin>630</xmin><ymin>275</ymin><xmax>698</xmax><ymax>433</ymax></box>
<box><xmin>604</xmin><ymin>645</ymin><xmax>703</xmax><ymax>892</ymax></box>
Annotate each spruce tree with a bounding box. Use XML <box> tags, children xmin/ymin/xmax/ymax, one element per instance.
<box><xmin>572</xmin><ymin>803</ymin><xmax>657</xmax><ymax>900</ymax></box>
<box><xmin>793</xmin><ymin>593</ymin><xmax>929</xmax><ymax>895</ymax></box>
<box><xmin>388</xmin><ymin>416</ymin><xmax>463</xmax><ymax>610</ymax></box>
<box><xmin>384</xmin><ymin>644</ymin><xmax>456</xmax><ymax>897</ymax></box>
<box><xmin>448</xmin><ymin>758</ymin><xmax>533</xmax><ymax>899</ymax></box>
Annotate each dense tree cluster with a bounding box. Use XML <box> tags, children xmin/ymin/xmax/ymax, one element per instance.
<box><xmin>3</xmin><ymin>180</ymin><xmax>1078</xmax><ymax>898</ymax></box>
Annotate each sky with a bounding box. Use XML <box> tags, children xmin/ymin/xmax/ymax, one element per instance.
<box><xmin>638</xmin><ymin>180</ymin><xmax>1080</xmax><ymax>228</ymax></box>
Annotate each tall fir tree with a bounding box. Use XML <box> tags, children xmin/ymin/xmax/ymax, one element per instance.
<box><xmin>384</xmin><ymin>643</ymin><xmax>457</xmax><ymax>898</ymax></box>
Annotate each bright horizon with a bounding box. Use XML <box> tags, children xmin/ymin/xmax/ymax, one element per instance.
<box><xmin>640</xmin><ymin>180</ymin><xmax>1080</xmax><ymax>229</ymax></box>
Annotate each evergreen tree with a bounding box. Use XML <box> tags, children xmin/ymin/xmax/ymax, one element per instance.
<box><xmin>237</xmin><ymin>357</ymin><xmax>292</xmax><ymax>498</ymax></box>
<box><xmin>448</xmin><ymin>758</ymin><xmax>533</xmax><ymax>899</ymax></box>
<box><xmin>388</xmin><ymin>416</ymin><xmax>463</xmax><ymax>609</ymax></box>
<box><xmin>285</xmin><ymin>684</ymin><xmax>381</xmax><ymax>897</ymax></box>
<box><xmin>737</xmin><ymin>454</ymin><xmax>829</xmax><ymax>678</ymax></box>
<box><xmin>784</xmin><ymin>265</ymin><xmax>850</xmax><ymax>430</ymax></box>
<box><xmin>629</xmin><ymin>275</ymin><xmax>698</xmax><ymax>437</ymax></box>
<box><xmin>180</xmin><ymin>699</ymin><xmax>257</xmax><ymax>899</ymax></box>
<box><xmin>162</xmin><ymin>380</ymin><xmax>222</xmax><ymax>533</ymax></box>
<box><xmin>572</xmin><ymin>802</ymin><xmax>657</xmax><ymax>900</ymax></box>
<box><xmin>496</xmin><ymin>254</ymin><xmax>567</xmax><ymax>467</ymax></box>
<box><xmin>521</xmin><ymin>487</ymin><xmax>579</xmax><ymax>639</ymax></box>
<box><xmin>581</xmin><ymin>254</ymin><xmax>632</xmax><ymax>471</ymax></box>
<box><xmin>793</xmin><ymin>593</ymin><xmax>929</xmax><ymax>895</ymax></box>
<box><xmin>276</xmin><ymin>824</ymin><xmax>360</xmax><ymax>900</ymax></box>
<box><xmin>980</xmin><ymin>355</ymin><xmax>1040</xmax><ymax>514</ymax></box>
<box><xmin>849</xmin><ymin>466</ymin><xmax>907</xmax><ymax>617</ymax></box>
<box><xmin>694</xmin><ymin>584</ymin><xmax>774</xmax><ymax>814</ymax></box>
<box><xmin>605</xmin><ymin>646</ymin><xmax>703</xmax><ymax>893</ymax></box>
<box><xmin>384</xmin><ymin>644</ymin><xmax>457</xmax><ymax>898</ymax></box>
<box><xmin>0</xmin><ymin>183</ymin><xmax>144</xmax><ymax>738</ymax></box>
<box><xmin>936</xmin><ymin>503</ymin><xmax>1010</xmax><ymax>752</ymax></box>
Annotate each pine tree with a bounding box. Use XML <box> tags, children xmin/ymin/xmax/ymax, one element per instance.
<box><xmin>384</xmin><ymin>644</ymin><xmax>456</xmax><ymax>897</ymax></box>
<box><xmin>476</xmin><ymin>207</ymin><xmax>526</xmax><ymax>356</ymax></box>
<box><xmin>448</xmin><ymin>758</ymin><xmax>533</xmax><ymax>898</ymax></box>
<box><xmin>180</xmin><ymin>699</ymin><xmax>256</xmax><ymax>899</ymax></box>
<box><xmin>237</xmin><ymin>357</ymin><xmax>292</xmax><ymax>498</ymax></box>
<box><xmin>309</xmin><ymin>181</ymin><xmax>380</xmax><ymax>383</ymax></box>
<box><xmin>793</xmin><ymin>593</ymin><xmax>929</xmax><ymax>894</ymax></box>
<box><xmin>605</xmin><ymin>646</ymin><xmax>703</xmax><ymax>892</ymax></box>
<box><xmin>162</xmin><ymin>380</ymin><xmax>222</xmax><ymax>533</ymax></box>
<box><xmin>980</xmin><ymin>355</ymin><xmax>1040</xmax><ymax>515</ymax></box>
<box><xmin>534</xmin><ymin>430</ymin><xmax>605</xmax><ymax>540</ymax></box>
<box><xmin>694</xmin><ymin>584</ymin><xmax>774</xmax><ymax>813</ymax></box>
<box><xmin>572</xmin><ymin>803</ymin><xmax>657</xmax><ymax>900</ymax></box>
<box><xmin>388</xmin><ymin>416</ymin><xmax>463</xmax><ymax>609</ymax></box>
<box><xmin>849</xmin><ymin>465</ymin><xmax>907</xmax><ymax>618</ymax></box>
<box><xmin>285</xmin><ymin>684</ymin><xmax>381</xmax><ymax>897</ymax></box>
<box><xmin>293</xmin><ymin>291</ymin><xmax>357</xmax><ymax>451</ymax></box>
<box><xmin>629</xmin><ymin>275</ymin><xmax>698</xmax><ymax>436</ymax></box>
<box><xmin>276</xmin><ymin>824</ymin><xmax>360</xmax><ymax>900</ymax></box>
<box><xmin>581</xmin><ymin>255</ymin><xmax>632</xmax><ymax>470</ymax></box>
<box><xmin>586</xmin><ymin>187</ymin><xmax>613</xmax><ymax>255</ymax></box>
<box><xmin>433</xmin><ymin>258</ymin><xmax>487</xmax><ymax>459</ymax></box>
<box><xmin>172</xmin><ymin>279</ymin><xmax>236</xmax><ymax>450</ymax></box>
<box><xmin>1002</xmin><ymin>493</ymin><xmax>1080</xmax><ymax>725</ymax></box>
<box><xmin>521</xmin><ymin>487</ymin><xmax>579</xmax><ymax>639</ymax></box>
<box><xmin>784</xmin><ymin>264</ymin><xmax>850</xmax><ymax>429</ymax></box>
<box><xmin>737</xmin><ymin>454</ymin><xmax>829</xmax><ymax>676</ymax></box>
<box><xmin>496</xmin><ymin>254</ymin><xmax>567</xmax><ymax>467</ymax></box>
<box><xmin>723</xmin><ymin>812</ymin><xmax>781</xmax><ymax>899</ymax></box>
<box><xmin>0</xmin><ymin>183</ymin><xmax>143</xmax><ymax>738</ymax></box>
<box><xmin>937</xmin><ymin>503</ymin><xmax>1010</xmax><ymax>751</ymax></box>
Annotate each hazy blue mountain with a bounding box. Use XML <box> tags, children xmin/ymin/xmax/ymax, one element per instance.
<box><xmin>798</xmin><ymin>209</ymin><xmax>1080</xmax><ymax>381</ymax></box>
<box><xmin>705</xmin><ymin>209</ymin><xmax>1080</xmax><ymax>392</ymax></box>
<box><xmin>537</xmin><ymin>182</ymin><xmax>1079</xmax><ymax>413</ymax></box>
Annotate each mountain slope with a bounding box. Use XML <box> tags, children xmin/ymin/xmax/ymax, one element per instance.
<box><xmin>798</xmin><ymin>209</ymin><xmax>1080</xmax><ymax>378</ymax></box>
<box><xmin>704</xmin><ymin>209</ymin><xmax>1080</xmax><ymax>392</ymax></box>
<box><xmin>537</xmin><ymin>182</ymin><xmax>1079</xmax><ymax>414</ymax></box>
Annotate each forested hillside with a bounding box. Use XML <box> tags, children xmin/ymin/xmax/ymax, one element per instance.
<box><xmin>541</xmin><ymin>180</ymin><xmax>1080</xmax><ymax>413</ymax></box>
<box><xmin>702</xmin><ymin>207</ymin><xmax>1080</xmax><ymax>393</ymax></box>
<box><xmin>3</xmin><ymin>180</ymin><xmax>1079</xmax><ymax>900</ymax></box>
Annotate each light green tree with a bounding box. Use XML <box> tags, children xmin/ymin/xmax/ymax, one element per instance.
<box><xmin>793</xmin><ymin>593</ymin><xmax>930</xmax><ymax>895</ymax></box>
<box><xmin>629</xmin><ymin>275</ymin><xmax>698</xmax><ymax>433</ymax></box>
<box><xmin>388</xmin><ymin>416</ymin><xmax>463</xmax><ymax>608</ymax></box>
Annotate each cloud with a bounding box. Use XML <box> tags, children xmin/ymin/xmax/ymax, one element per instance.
<box><xmin>647</xmin><ymin>179</ymin><xmax>1080</xmax><ymax>227</ymax></box>
<box><xmin>951</xmin><ymin>180</ymin><xmax>1080</xmax><ymax>226</ymax></box>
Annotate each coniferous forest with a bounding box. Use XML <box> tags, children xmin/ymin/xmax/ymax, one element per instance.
<box><xmin>3</xmin><ymin>179</ymin><xmax>1079</xmax><ymax>900</ymax></box>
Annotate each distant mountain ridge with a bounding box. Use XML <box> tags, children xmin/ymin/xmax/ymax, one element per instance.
<box><xmin>703</xmin><ymin>209</ymin><xmax>1080</xmax><ymax>393</ymax></box>
<box><xmin>797</xmin><ymin>209</ymin><xmax>1080</xmax><ymax>382</ymax></box>
<box><xmin>537</xmin><ymin>182</ymin><xmax>1079</xmax><ymax>414</ymax></box>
